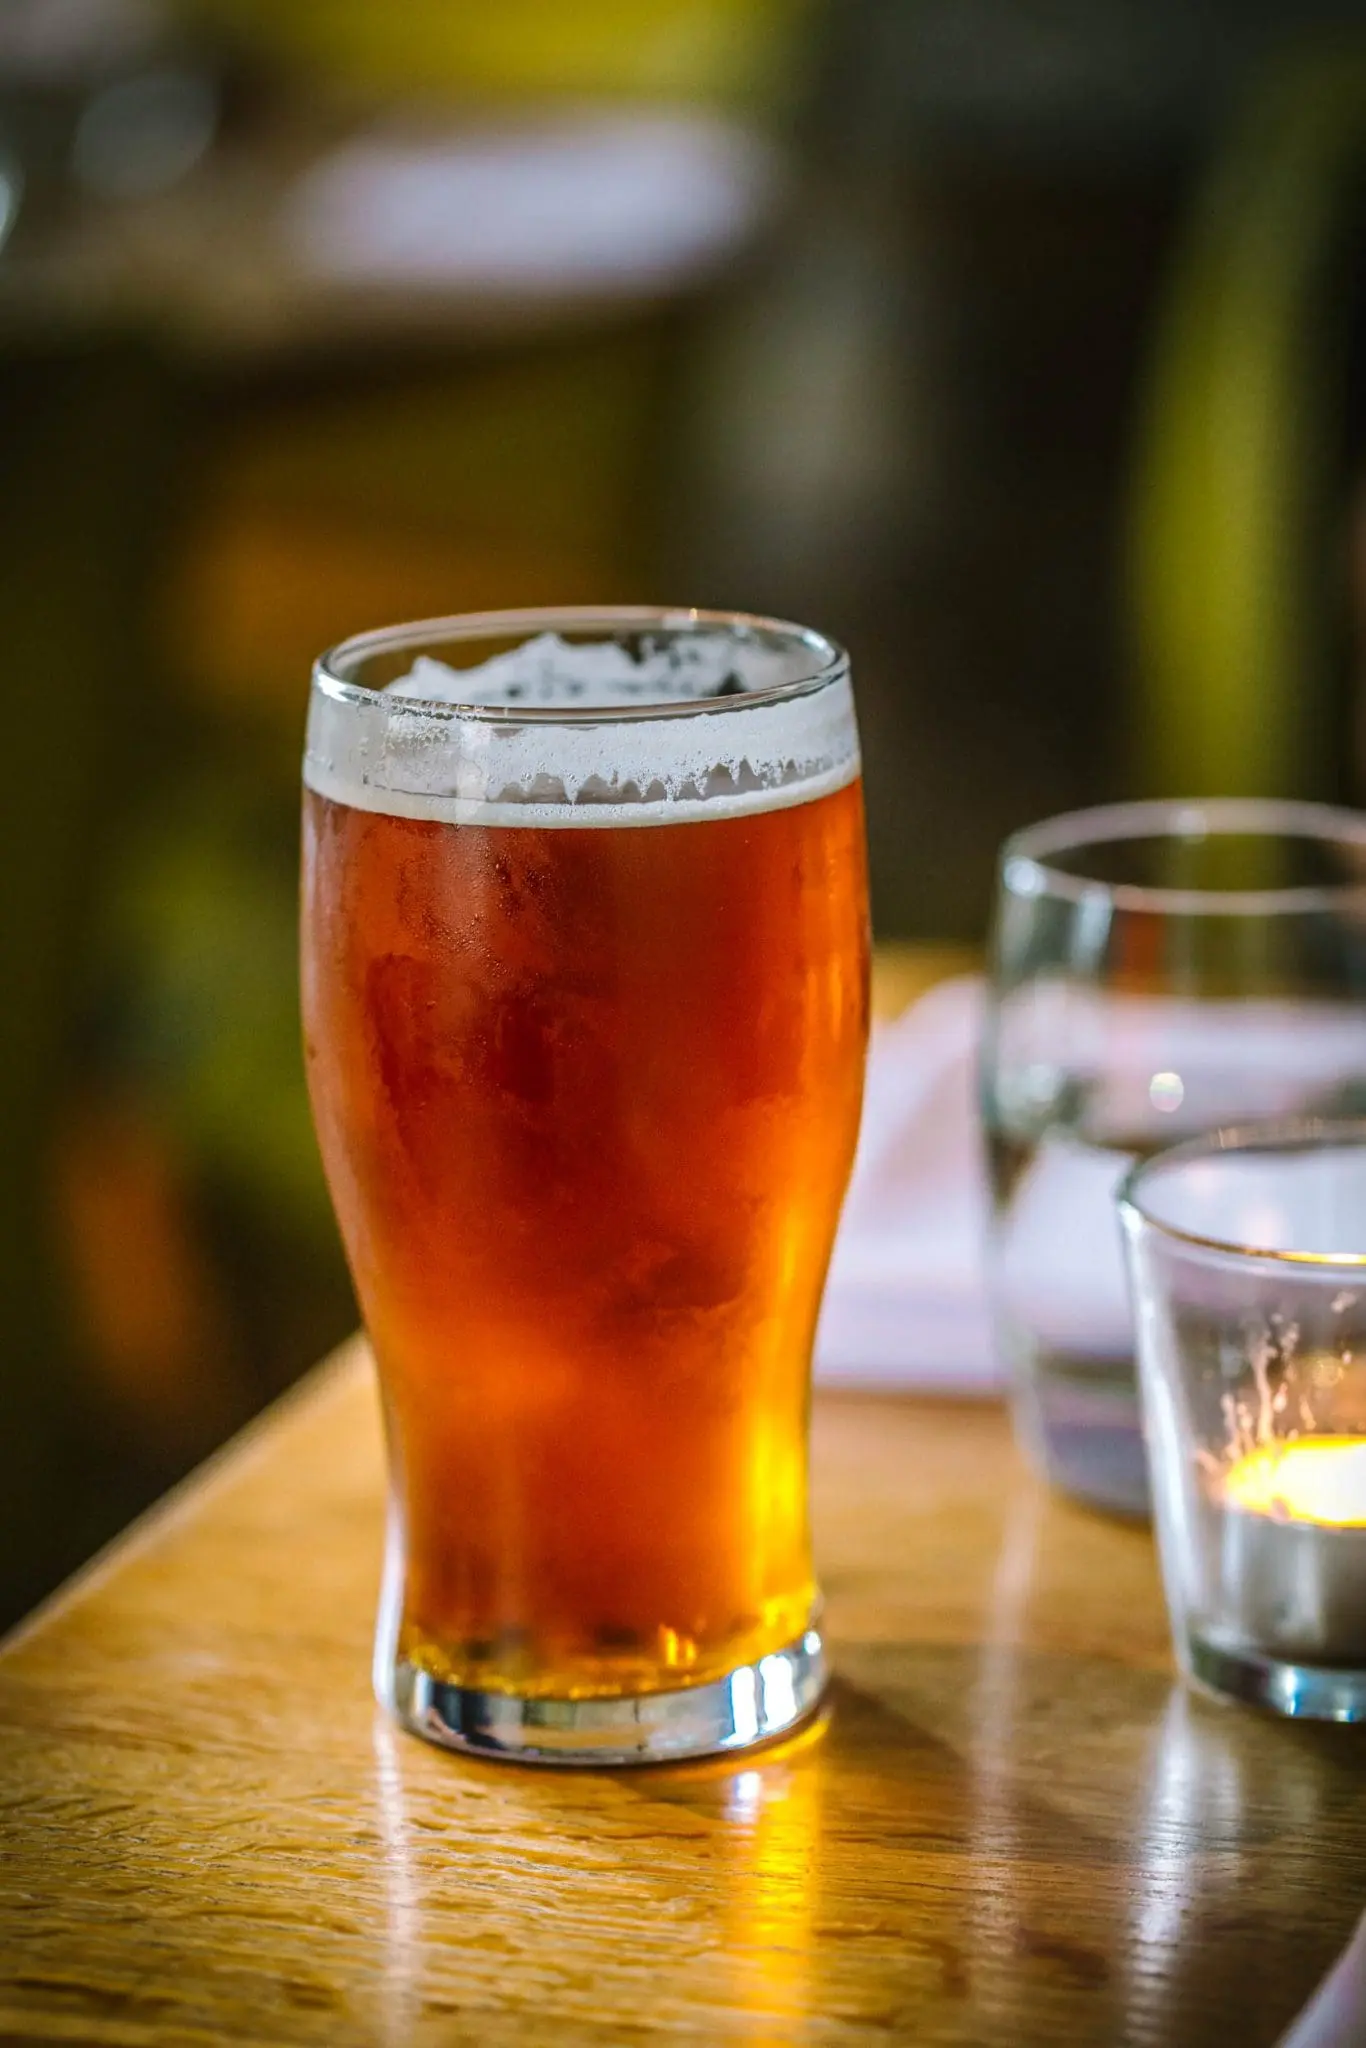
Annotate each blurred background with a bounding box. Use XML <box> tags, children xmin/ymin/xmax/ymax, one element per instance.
<box><xmin>4</xmin><ymin>0</ymin><xmax>1366</xmax><ymax>1628</ymax></box>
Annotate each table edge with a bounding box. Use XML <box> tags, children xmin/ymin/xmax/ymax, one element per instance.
<box><xmin>0</xmin><ymin>1334</ymin><xmax>372</xmax><ymax>1663</ymax></box>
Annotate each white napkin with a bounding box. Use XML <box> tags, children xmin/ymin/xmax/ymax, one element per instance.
<box><xmin>814</xmin><ymin>977</ymin><xmax>1001</xmax><ymax>1394</ymax></box>
<box><xmin>1279</xmin><ymin>1910</ymin><xmax>1366</xmax><ymax>2048</ymax></box>
<box><xmin>814</xmin><ymin>975</ymin><xmax>1366</xmax><ymax>1395</ymax></box>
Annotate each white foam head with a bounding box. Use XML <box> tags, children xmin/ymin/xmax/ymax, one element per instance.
<box><xmin>305</xmin><ymin>612</ymin><xmax>858</xmax><ymax>827</ymax></box>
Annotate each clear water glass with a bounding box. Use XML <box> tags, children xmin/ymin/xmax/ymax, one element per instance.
<box><xmin>1119</xmin><ymin>1124</ymin><xmax>1366</xmax><ymax>1720</ymax></box>
<box><xmin>981</xmin><ymin>799</ymin><xmax>1366</xmax><ymax>1517</ymax></box>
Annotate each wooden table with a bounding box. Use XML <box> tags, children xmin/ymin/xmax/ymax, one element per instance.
<box><xmin>3</xmin><ymin>1341</ymin><xmax>1364</xmax><ymax>2046</ymax></box>
<box><xmin>4</xmin><ymin>945</ymin><xmax>1365</xmax><ymax>2044</ymax></box>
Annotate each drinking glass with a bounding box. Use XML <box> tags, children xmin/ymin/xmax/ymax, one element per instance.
<box><xmin>1119</xmin><ymin>1123</ymin><xmax>1366</xmax><ymax>1720</ymax></box>
<box><xmin>301</xmin><ymin>607</ymin><xmax>869</xmax><ymax>1763</ymax></box>
<box><xmin>981</xmin><ymin>799</ymin><xmax>1366</xmax><ymax>1517</ymax></box>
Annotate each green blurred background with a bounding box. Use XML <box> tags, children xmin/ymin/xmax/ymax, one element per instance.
<box><xmin>3</xmin><ymin>0</ymin><xmax>1366</xmax><ymax>1627</ymax></box>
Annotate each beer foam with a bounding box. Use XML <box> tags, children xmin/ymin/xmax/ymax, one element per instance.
<box><xmin>306</xmin><ymin>629</ymin><xmax>859</xmax><ymax>827</ymax></box>
<box><xmin>388</xmin><ymin>631</ymin><xmax>799</xmax><ymax>709</ymax></box>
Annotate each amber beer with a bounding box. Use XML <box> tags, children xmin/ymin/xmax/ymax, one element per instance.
<box><xmin>302</xmin><ymin>610</ymin><xmax>868</xmax><ymax>1762</ymax></box>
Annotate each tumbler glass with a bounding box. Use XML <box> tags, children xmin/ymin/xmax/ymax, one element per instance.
<box><xmin>1119</xmin><ymin>1123</ymin><xmax>1366</xmax><ymax>1720</ymax></box>
<box><xmin>301</xmin><ymin>607</ymin><xmax>869</xmax><ymax>1764</ymax></box>
<box><xmin>981</xmin><ymin>799</ymin><xmax>1366</xmax><ymax>1516</ymax></box>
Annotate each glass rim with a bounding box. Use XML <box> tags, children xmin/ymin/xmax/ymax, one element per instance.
<box><xmin>1117</xmin><ymin>1116</ymin><xmax>1366</xmax><ymax>1267</ymax></box>
<box><xmin>313</xmin><ymin>605</ymin><xmax>849</xmax><ymax>725</ymax></box>
<box><xmin>1002</xmin><ymin>797</ymin><xmax>1366</xmax><ymax>917</ymax></box>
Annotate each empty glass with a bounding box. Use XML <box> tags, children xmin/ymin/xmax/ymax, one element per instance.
<box><xmin>1119</xmin><ymin>1123</ymin><xmax>1366</xmax><ymax>1720</ymax></box>
<box><xmin>981</xmin><ymin>799</ymin><xmax>1366</xmax><ymax>1516</ymax></box>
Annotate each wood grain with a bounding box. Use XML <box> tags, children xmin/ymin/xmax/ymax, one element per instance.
<box><xmin>2</xmin><ymin>1341</ymin><xmax>1363</xmax><ymax>2046</ymax></box>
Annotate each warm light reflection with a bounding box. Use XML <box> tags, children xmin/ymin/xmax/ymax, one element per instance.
<box><xmin>1125</xmin><ymin>1688</ymin><xmax>1252</xmax><ymax>2037</ymax></box>
<box><xmin>719</xmin><ymin>1731</ymin><xmax>823</xmax><ymax>2029</ymax></box>
<box><xmin>371</xmin><ymin>1720</ymin><xmax>423</xmax><ymax>2045</ymax></box>
<box><xmin>725</xmin><ymin>1768</ymin><xmax>764</xmax><ymax>1822</ymax></box>
<box><xmin>1223</xmin><ymin>1437</ymin><xmax>1366</xmax><ymax>1526</ymax></box>
<box><xmin>966</xmin><ymin>1483</ymin><xmax>1044</xmax><ymax>1962</ymax></box>
<box><xmin>1127</xmin><ymin>1685</ymin><xmax>1340</xmax><ymax>2033</ymax></box>
<box><xmin>1132</xmin><ymin>1690</ymin><xmax>1243</xmax><ymax>1963</ymax></box>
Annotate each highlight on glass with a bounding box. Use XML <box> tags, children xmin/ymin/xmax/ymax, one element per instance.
<box><xmin>1119</xmin><ymin>1121</ymin><xmax>1366</xmax><ymax>1722</ymax></box>
<box><xmin>301</xmin><ymin>607</ymin><xmax>870</xmax><ymax>1763</ymax></box>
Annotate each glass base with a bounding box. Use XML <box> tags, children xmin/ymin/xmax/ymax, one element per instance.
<box><xmin>380</xmin><ymin>1627</ymin><xmax>827</xmax><ymax>1766</ymax></box>
<box><xmin>1188</xmin><ymin>1630</ymin><xmax>1366</xmax><ymax>1722</ymax></box>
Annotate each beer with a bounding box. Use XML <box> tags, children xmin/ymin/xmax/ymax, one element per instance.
<box><xmin>301</xmin><ymin>610</ymin><xmax>868</xmax><ymax>1759</ymax></box>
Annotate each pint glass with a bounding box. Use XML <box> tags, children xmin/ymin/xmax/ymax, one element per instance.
<box><xmin>301</xmin><ymin>609</ymin><xmax>869</xmax><ymax>1763</ymax></box>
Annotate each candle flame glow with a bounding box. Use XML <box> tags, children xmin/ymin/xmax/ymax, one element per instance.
<box><xmin>1222</xmin><ymin>1437</ymin><xmax>1366</xmax><ymax>1527</ymax></box>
